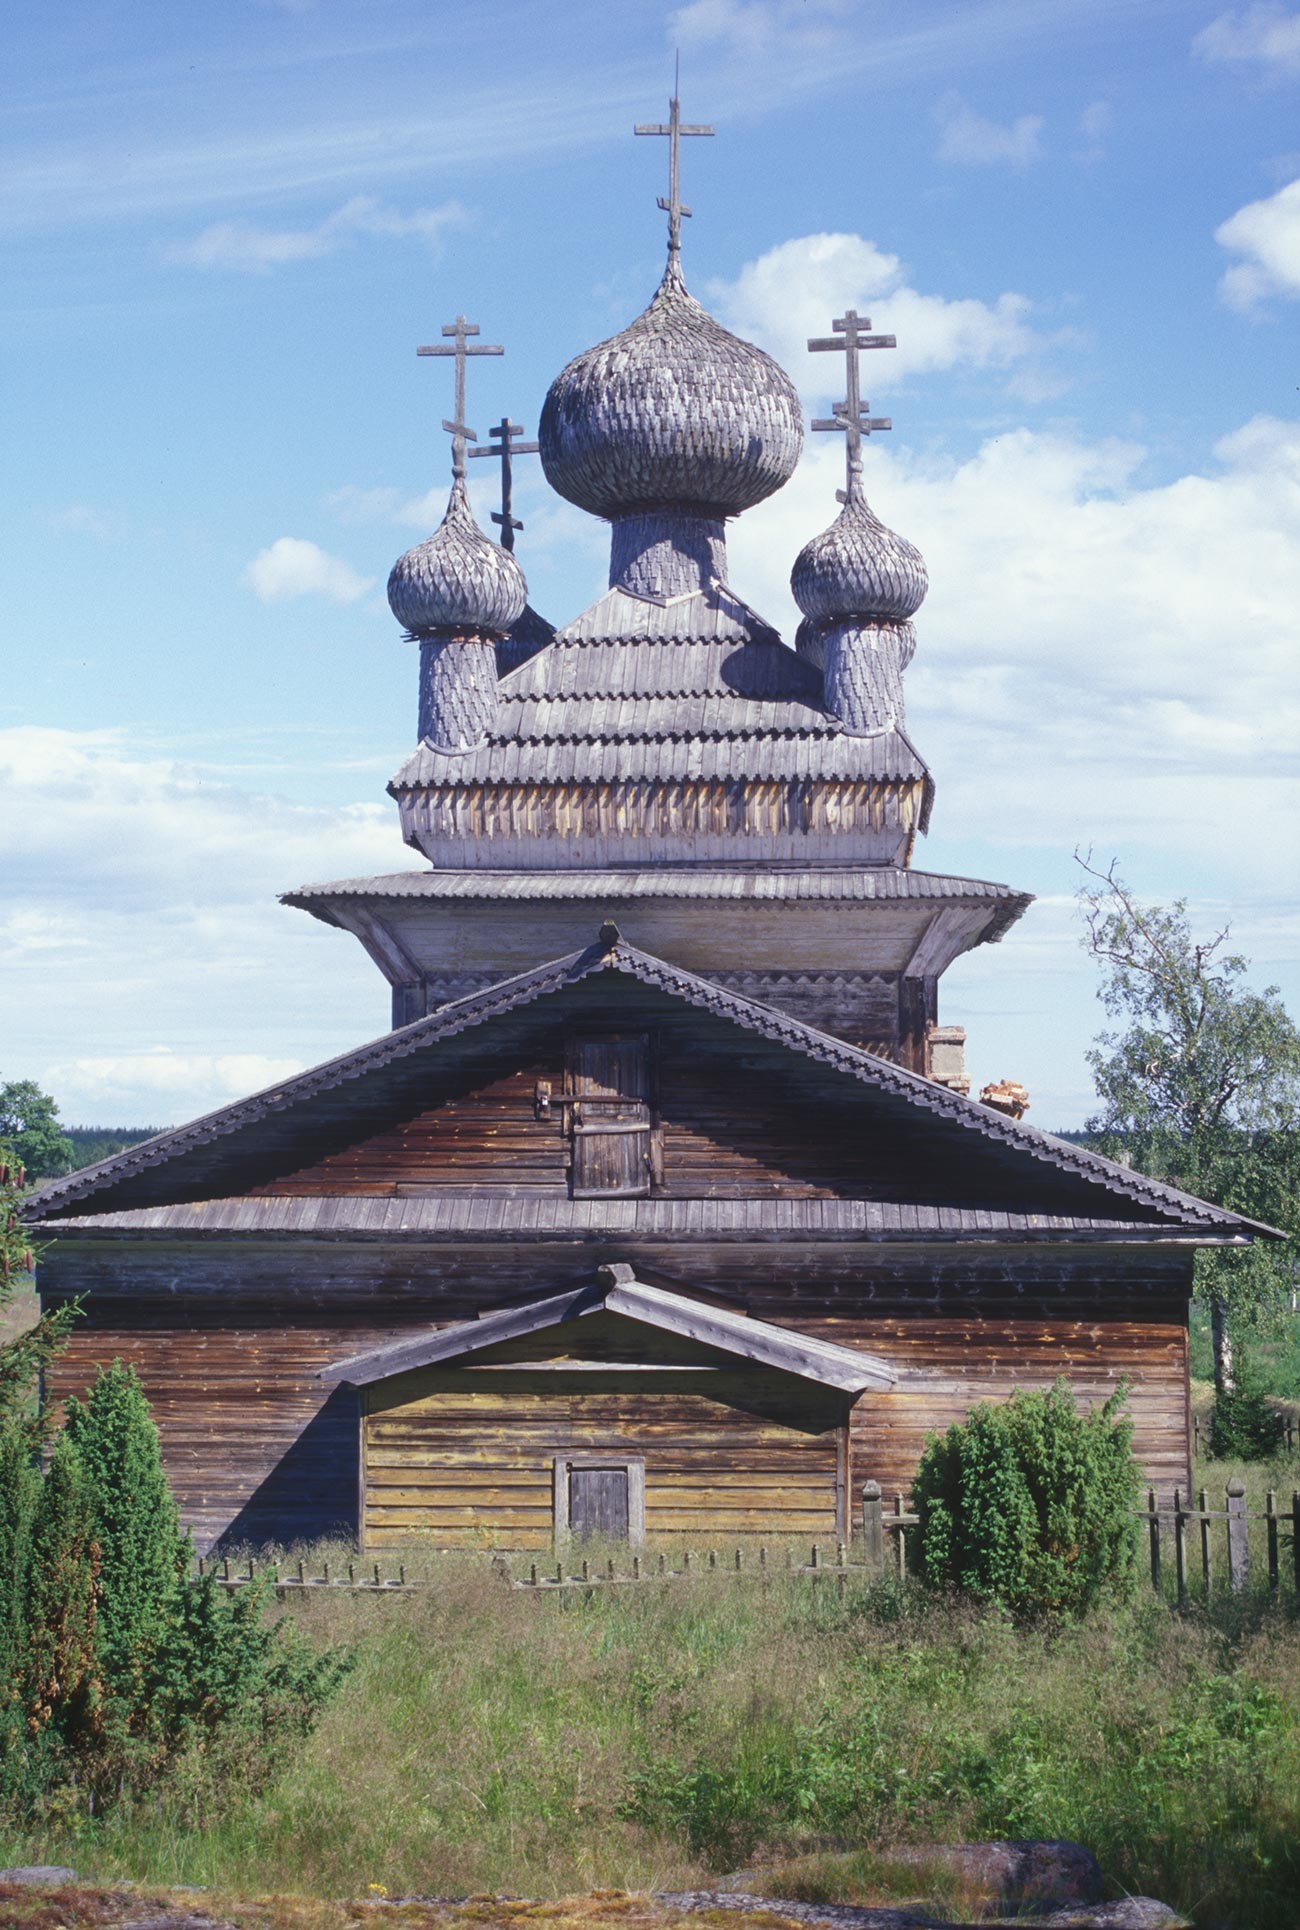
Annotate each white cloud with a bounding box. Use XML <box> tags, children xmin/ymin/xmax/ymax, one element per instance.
<box><xmin>46</xmin><ymin>1049</ymin><xmax>306</xmax><ymax>1119</ymax></box>
<box><xmin>1215</xmin><ymin>175</ymin><xmax>1300</xmax><ymax>307</ymax></box>
<box><xmin>709</xmin><ymin>232</ymin><xmax>1047</xmax><ymax>388</ymax></box>
<box><xmin>1194</xmin><ymin>5</ymin><xmax>1300</xmax><ymax>76</ymax></box>
<box><xmin>169</xmin><ymin>194</ymin><xmax>464</xmax><ymax>274</ymax></box>
<box><xmin>935</xmin><ymin>92</ymin><xmax>1044</xmax><ymax>167</ymax></box>
<box><xmin>243</xmin><ymin>537</ymin><xmax>375</xmax><ymax>604</ymax></box>
<box><xmin>729</xmin><ymin>413</ymin><xmax>1300</xmax><ymax>887</ymax></box>
<box><xmin>0</xmin><ymin>727</ymin><xmax>412</xmax><ymax>1122</ymax></box>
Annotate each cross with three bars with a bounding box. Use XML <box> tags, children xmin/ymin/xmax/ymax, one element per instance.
<box><xmin>808</xmin><ymin>309</ymin><xmax>896</xmax><ymax>505</ymax></box>
<box><xmin>469</xmin><ymin>418</ymin><xmax>539</xmax><ymax>553</ymax></box>
<box><xmin>635</xmin><ymin>78</ymin><xmax>714</xmax><ymax>255</ymax></box>
<box><xmin>416</xmin><ymin>314</ymin><xmax>503</xmax><ymax>480</ymax></box>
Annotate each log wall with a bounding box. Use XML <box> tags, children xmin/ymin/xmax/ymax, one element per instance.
<box><xmin>363</xmin><ymin>1369</ymin><xmax>847</xmax><ymax>1549</ymax></box>
<box><xmin>40</xmin><ymin>1238</ymin><xmax>1194</xmax><ymax>1552</ymax></box>
<box><xmin>236</xmin><ymin>1011</ymin><xmax>1148</xmax><ymax>1216</ymax></box>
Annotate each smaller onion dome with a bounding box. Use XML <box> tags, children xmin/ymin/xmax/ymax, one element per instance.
<box><xmin>539</xmin><ymin>255</ymin><xmax>803</xmax><ymax>522</ymax></box>
<box><xmin>791</xmin><ymin>495</ymin><xmax>927</xmax><ymax>626</ymax></box>
<box><xmin>388</xmin><ymin>478</ymin><xmax>527</xmax><ymax>638</ymax></box>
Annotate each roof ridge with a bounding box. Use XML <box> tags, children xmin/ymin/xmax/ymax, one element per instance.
<box><xmin>28</xmin><ymin>933</ymin><xmax>1260</xmax><ymax>1234</ymax></box>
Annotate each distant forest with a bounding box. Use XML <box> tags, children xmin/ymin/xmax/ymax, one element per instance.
<box><xmin>63</xmin><ymin>1126</ymin><xmax>161</xmax><ymax>1172</ymax></box>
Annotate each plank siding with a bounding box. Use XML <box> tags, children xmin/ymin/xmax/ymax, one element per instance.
<box><xmin>363</xmin><ymin>1369</ymin><xmax>847</xmax><ymax>1548</ymax></box>
<box><xmin>41</xmin><ymin>1236</ymin><xmax>1193</xmax><ymax>1550</ymax></box>
<box><xmin>240</xmin><ymin>1009</ymin><xmax>1167</xmax><ymax>1219</ymax></box>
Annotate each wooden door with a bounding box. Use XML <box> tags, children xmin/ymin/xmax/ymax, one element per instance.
<box><xmin>567</xmin><ymin>1034</ymin><xmax>653</xmax><ymax>1198</ymax></box>
<box><xmin>568</xmin><ymin>1464</ymin><xmax>630</xmax><ymax>1541</ymax></box>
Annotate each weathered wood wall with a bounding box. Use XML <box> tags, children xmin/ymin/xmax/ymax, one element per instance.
<box><xmin>396</xmin><ymin>775</ymin><xmax>925</xmax><ymax>869</ymax></box>
<box><xmin>364</xmin><ymin>1368</ymin><xmax>847</xmax><ymax>1548</ymax></box>
<box><xmin>234</xmin><ymin>1010</ymin><xmax>1163</xmax><ymax>1218</ymax></box>
<box><xmin>41</xmin><ymin>1238</ymin><xmax>1193</xmax><ymax>1552</ymax></box>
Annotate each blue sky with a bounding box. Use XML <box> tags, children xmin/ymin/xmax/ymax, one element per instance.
<box><xmin>4</xmin><ymin>0</ymin><xmax>1299</xmax><ymax>1128</ymax></box>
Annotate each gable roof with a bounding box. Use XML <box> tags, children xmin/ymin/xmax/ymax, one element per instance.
<box><xmin>319</xmin><ymin>1263</ymin><xmax>894</xmax><ymax>1393</ymax></box>
<box><xmin>387</xmin><ymin>586</ymin><xmax>933</xmax><ymax>818</ymax></box>
<box><xmin>26</xmin><ymin>931</ymin><xmax>1269</xmax><ymax>1238</ymax></box>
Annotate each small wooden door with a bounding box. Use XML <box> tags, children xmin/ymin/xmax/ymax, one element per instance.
<box><xmin>568</xmin><ymin>1464</ymin><xmax>630</xmax><ymax>1540</ymax></box>
<box><xmin>566</xmin><ymin>1034</ymin><xmax>653</xmax><ymax>1198</ymax></box>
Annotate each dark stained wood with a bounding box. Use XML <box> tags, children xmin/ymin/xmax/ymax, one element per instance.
<box><xmin>569</xmin><ymin>1465</ymin><xmax>629</xmax><ymax>1540</ymax></box>
<box><xmin>35</xmin><ymin>982</ymin><xmax>1207</xmax><ymax>1552</ymax></box>
<box><xmin>566</xmin><ymin>1033</ymin><xmax>653</xmax><ymax>1197</ymax></box>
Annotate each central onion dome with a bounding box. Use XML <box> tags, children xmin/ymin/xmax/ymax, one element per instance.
<box><xmin>539</xmin><ymin>255</ymin><xmax>804</xmax><ymax>520</ymax></box>
<box><xmin>388</xmin><ymin>478</ymin><xmax>527</xmax><ymax>638</ymax></box>
<box><xmin>791</xmin><ymin>494</ymin><xmax>928</xmax><ymax>626</ymax></box>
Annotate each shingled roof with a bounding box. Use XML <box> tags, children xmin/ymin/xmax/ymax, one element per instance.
<box><xmin>282</xmin><ymin>863</ymin><xmax>1029</xmax><ymax>939</ymax></box>
<box><xmin>26</xmin><ymin>934</ymin><xmax>1268</xmax><ymax>1238</ymax></box>
<box><xmin>388</xmin><ymin>584</ymin><xmax>933</xmax><ymax>812</ymax></box>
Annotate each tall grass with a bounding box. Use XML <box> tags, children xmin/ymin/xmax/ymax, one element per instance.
<box><xmin>2</xmin><ymin>1556</ymin><xmax>1300</xmax><ymax>1928</ymax></box>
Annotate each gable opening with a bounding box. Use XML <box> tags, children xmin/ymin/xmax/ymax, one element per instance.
<box><xmin>564</xmin><ymin>1031</ymin><xmax>657</xmax><ymax>1199</ymax></box>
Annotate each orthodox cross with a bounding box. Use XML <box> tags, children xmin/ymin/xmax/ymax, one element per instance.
<box><xmin>416</xmin><ymin>314</ymin><xmax>503</xmax><ymax>480</ymax></box>
<box><xmin>808</xmin><ymin>308</ymin><xmax>896</xmax><ymax>505</ymax></box>
<box><xmin>468</xmin><ymin>417</ymin><xmax>539</xmax><ymax>552</ymax></box>
<box><xmin>635</xmin><ymin>75</ymin><xmax>714</xmax><ymax>254</ymax></box>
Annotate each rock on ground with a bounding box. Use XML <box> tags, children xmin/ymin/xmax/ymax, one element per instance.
<box><xmin>890</xmin><ymin>1841</ymin><xmax>1103</xmax><ymax>1910</ymax></box>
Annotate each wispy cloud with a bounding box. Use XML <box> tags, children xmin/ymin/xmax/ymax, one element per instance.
<box><xmin>934</xmin><ymin>92</ymin><xmax>1044</xmax><ymax>167</ymax></box>
<box><xmin>0</xmin><ymin>3</ymin><xmax>1168</xmax><ymax>232</ymax></box>
<box><xmin>1215</xmin><ymin>175</ymin><xmax>1300</xmax><ymax>307</ymax></box>
<box><xmin>671</xmin><ymin>0</ymin><xmax>855</xmax><ymax>60</ymax></box>
<box><xmin>47</xmin><ymin>504</ymin><xmax>122</xmax><ymax>539</ymax></box>
<box><xmin>169</xmin><ymin>193</ymin><xmax>464</xmax><ymax>273</ymax></box>
<box><xmin>1194</xmin><ymin>5</ymin><xmax>1300</xmax><ymax>77</ymax></box>
<box><xmin>325</xmin><ymin>484</ymin><xmax>445</xmax><ymax>530</ymax></box>
<box><xmin>242</xmin><ymin>537</ymin><xmax>375</xmax><ymax>604</ymax></box>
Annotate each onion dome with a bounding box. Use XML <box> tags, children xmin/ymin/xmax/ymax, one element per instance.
<box><xmin>388</xmin><ymin>479</ymin><xmax>527</xmax><ymax>639</ymax></box>
<box><xmin>791</xmin><ymin>494</ymin><xmax>927</xmax><ymax>626</ymax></box>
<box><xmin>539</xmin><ymin>255</ymin><xmax>803</xmax><ymax>520</ymax></box>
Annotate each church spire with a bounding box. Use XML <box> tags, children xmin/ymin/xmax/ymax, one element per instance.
<box><xmin>387</xmin><ymin>313</ymin><xmax>526</xmax><ymax>751</ymax></box>
<box><xmin>792</xmin><ymin>308</ymin><xmax>927</xmax><ymax>737</ymax></box>
<box><xmin>634</xmin><ymin>65</ymin><xmax>714</xmax><ymax>256</ymax></box>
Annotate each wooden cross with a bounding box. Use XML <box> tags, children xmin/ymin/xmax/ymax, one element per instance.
<box><xmin>635</xmin><ymin>72</ymin><xmax>714</xmax><ymax>254</ymax></box>
<box><xmin>808</xmin><ymin>308</ymin><xmax>896</xmax><ymax>504</ymax></box>
<box><xmin>416</xmin><ymin>314</ymin><xmax>504</xmax><ymax>479</ymax></box>
<box><xmin>468</xmin><ymin>417</ymin><xmax>539</xmax><ymax>552</ymax></box>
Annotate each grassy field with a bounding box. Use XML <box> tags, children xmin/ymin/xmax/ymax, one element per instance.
<box><xmin>1</xmin><ymin>1555</ymin><xmax>1299</xmax><ymax>1929</ymax></box>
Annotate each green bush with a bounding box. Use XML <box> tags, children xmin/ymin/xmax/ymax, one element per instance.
<box><xmin>1209</xmin><ymin>1356</ymin><xmax>1286</xmax><ymax>1460</ymax></box>
<box><xmin>64</xmin><ymin>1362</ymin><xmax>187</xmax><ymax>1707</ymax></box>
<box><xmin>913</xmin><ymin>1380</ymin><xmax>1140</xmax><ymax>1618</ymax></box>
<box><xmin>0</xmin><ymin>1362</ymin><xmax>351</xmax><ymax>1819</ymax></box>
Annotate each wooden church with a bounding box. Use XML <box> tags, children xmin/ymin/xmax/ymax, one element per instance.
<box><xmin>28</xmin><ymin>99</ymin><xmax>1260</xmax><ymax>1553</ymax></box>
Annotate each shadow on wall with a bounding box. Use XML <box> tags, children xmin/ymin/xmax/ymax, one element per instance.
<box><xmin>214</xmin><ymin>1384</ymin><xmax>360</xmax><ymax>1553</ymax></box>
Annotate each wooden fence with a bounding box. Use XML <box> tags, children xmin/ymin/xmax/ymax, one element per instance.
<box><xmin>1192</xmin><ymin>1410</ymin><xmax>1300</xmax><ymax>1456</ymax></box>
<box><xmin>194</xmin><ymin>1477</ymin><xmax>1298</xmax><ymax>1602</ymax></box>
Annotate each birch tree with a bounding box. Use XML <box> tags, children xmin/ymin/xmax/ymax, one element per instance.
<box><xmin>1078</xmin><ymin>854</ymin><xmax>1300</xmax><ymax>1397</ymax></box>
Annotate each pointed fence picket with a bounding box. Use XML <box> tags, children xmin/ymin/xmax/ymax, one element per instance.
<box><xmin>188</xmin><ymin>1479</ymin><xmax>1297</xmax><ymax>1601</ymax></box>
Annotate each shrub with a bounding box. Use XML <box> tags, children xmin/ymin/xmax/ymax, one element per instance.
<box><xmin>0</xmin><ymin>1361</ymin><xmax>352</xmax><ymax>1820</ymax></box>
<box><xmin>913</xmin><ymin>1380</ymin><xmax>1139</xmax><ymax>1618</ymax></box>
<box><xmin>22</xmin><ymin>1433</ymin><xmax>102</xmax><ymax>1759</ymax></box>
<box><xmin>63</xmin><ymin>1363</ymin><xmax>187</xmax><ymax>1706</ymax></box>
<box><xmin>1209</xmin><ymin>1355</ymin><xmax>1286</xmax><ymax>1460</ymax></box>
